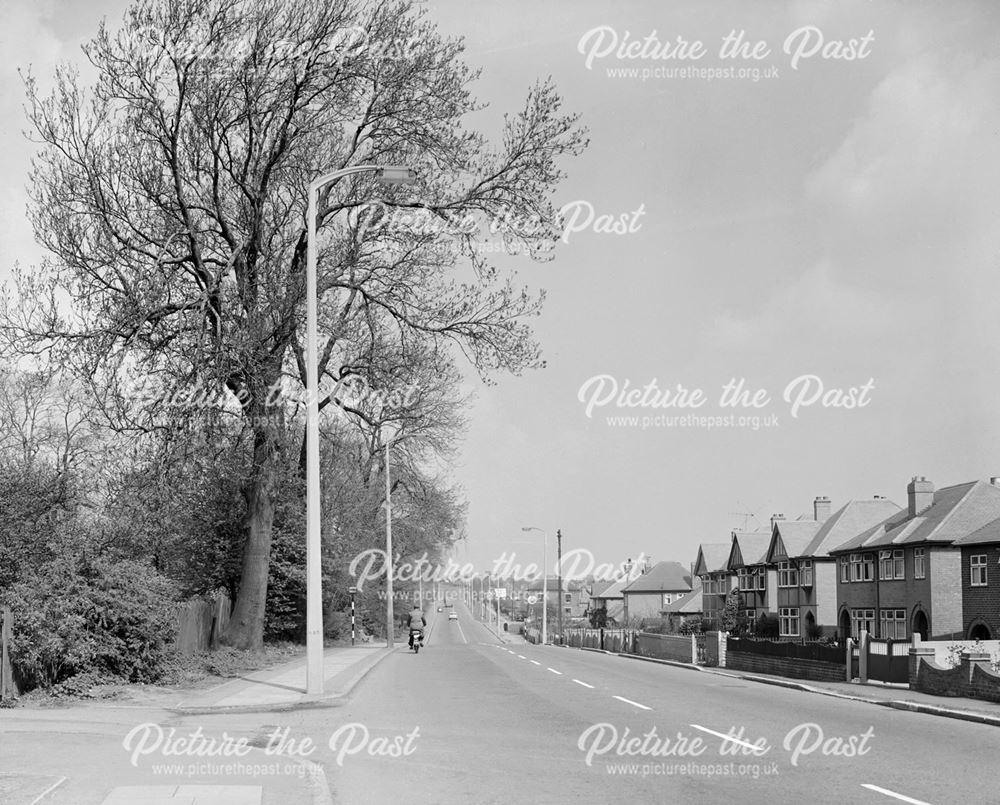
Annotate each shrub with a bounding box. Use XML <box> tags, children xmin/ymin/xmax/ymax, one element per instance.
<box><xmin>2</xmin><ymin>557</ymin><xmax>178</xmax><ymax>691</ymax></box>
<box><xmin>754</xmin><ymin>613</ymin><xmax>780</xmax><ymax>639</ymax></box>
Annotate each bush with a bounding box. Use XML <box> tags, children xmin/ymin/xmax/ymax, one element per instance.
<box><xmin>754</xmin><ymin>613</ymin><xmax>780</xmax><ymax>639</ymax></box>
<box><xmin>2</xmin><ymin>557</ymin><xmax>178</xmax><ymax>691</ymax></box>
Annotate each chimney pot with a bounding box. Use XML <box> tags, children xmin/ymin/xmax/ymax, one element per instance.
<box><xmin>991</xmin><ymin>477</ymin><xmax>1000</xmax><ymax>487</ymax></box>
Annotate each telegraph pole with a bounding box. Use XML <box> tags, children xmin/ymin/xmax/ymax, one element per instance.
<box><xmin>557</xmin><ymin>529</ymin><xmax>563</xmax><ymax>645</ymax></box>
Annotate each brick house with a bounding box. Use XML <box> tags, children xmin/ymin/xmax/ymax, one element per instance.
<box><xmin>693</xmin><ymin>542</ymin><xmax>732</xmax><ymax>627</ymax></box>
<box><xmin>725</xmin><ymin>529</ymin><xmax>774</xmax><ymax>622</ymax></box>
<box><xmin>954</xmin><ymin>514</ymin><xmax>1000</xmax><ymax>639</ymax></box>
<box><xmin>766</xmin><ymin>496</ymin><xmax>902</xmax><ymax>639</ymax></box>
<box><xmin>622</xmin><ymin>561</ymin><xmax>693</xmax><ymax>623</ymax></box>
<box><xmin>525</xmin><ymin>577</ymin><xmax>590</xmax><ymax>619</ymax></box>
<box><xmin>831</xmin><ymin>477</ymin><xmax>1000</xmax><ymax>641</ymax></box>
<box><xmin>659</xmin><ymin>584</ymin><xmax>703</xmax><ymax>632</ymax></box>
<box><xmin>588</xmin><ymin>578</ymin><xmax>626</xmax><ymax>625</ymax></box>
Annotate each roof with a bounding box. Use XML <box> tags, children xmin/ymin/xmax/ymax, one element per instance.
<box><xmin>590</xmin><ymin>577</ymin><xmax>626</xmax><ymax>600</ymax></box>
<box><xmin>726</xmin><ymin>530</ymin><xmax>771</xmax><ymax>568</ymax></box>
<box><xmin>766</xmin><ymin>520</ymin><xmax>823</xmax><ymax>562</ymax></box>
<box><xmin>800</xmin><ymin>498</ymin><xmax>903</xmax><ymax>557</ymax></box>
<box><xmin>622</xmin><ymin>561</ymin><xmax>692</xmax><ymax>593</ymax></box>
<box><xmin>525</xmin><ymin>577</ymin><xmax>586</xmax><ymax>592</ymax></box>
<box><xmin>694</xmin><ymin>543</ymin><xmax>731</xmax><ymax>575</ymax></box>
<box><xmin>954</xmin><ymin>513</ymin><xmax>1000</xmax><ymax>546</ymax></box>
<box><xmin>660</xmin><ymin>587</ymin><xmax>703</xmax><ymax>614</ymax></box>
<box><xmin>830</xmin><ymin>481</ymin><xmax>1000</xmax><ymax>552</ymax></box>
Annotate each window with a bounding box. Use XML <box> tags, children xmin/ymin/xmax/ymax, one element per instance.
<box><xmin>801</xmin><ymin>560</ymin><xmax>813</xmax><ymax>587</ymax></box>
<box><xmin>879</xmin><ymin>549</ymin><xmax>905</xmax><ymax>580</ymax></box>
<box><xmin>851</xmin><ymin>608</ymin><xmax>876</xmax><ymax>638</ymax></box>
<box><xmin>662</xmin><ymin>594</ymin><xmax>673</xmax><ymax>606</ymax></box>
<box><xmin>914</xmin><ymin>548</ymin><xmax>926</xmax><ymax>579</ymax></box>
<box><xmin>850</xmin><ymin>553</ymin><xmax>862</xmax><ymax>581</ymax></box>
<box><xmin>778</xmin><ymin>561</ymin><xmax>798</xmax><ymax>588</ymax></box>
<box><xmin>703</xmin><ymin>577</ymin><xmax>716</xmax><ymax>596</ymax></box>
<box><xmin>971</xmin><ymin>555</ymin><xmax>988</xmax><ymax>587</ymax></box>
<box><xmin>564</xmin><ymin>607</ymin><xmax>572</xmax><ymax>615</ymax></box>
<box><xmin>756</xmin><ymin>568</ymin><xmax>766</xmax><ymax>591</ymax></box>
<box><xmin>840</xmin><ymin>557</ymin><xmax>849</xmax><ymax>583</ymax></box>
<box><xmin>862</xmin><ymin>553</ymin><xmax>874</xmax><ymax>581</ymax></box>
<box><xmin>879</xmin><ymin>609</ymin><xmax>907</xmax><ymax>639</ymax></box>
<box><xmin>779</xmin><ymin>608</ymin><xmax>800</xmax><ymax>637</ymax></box>
<box><xmin>564</xmin><ymin>594</ymin><xmax>572</xmax><ymax>603</ymax></box>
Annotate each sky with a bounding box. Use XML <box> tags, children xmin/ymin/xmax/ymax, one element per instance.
<box><xmin>3</xmin><ymin>1</ymin><xmax>1000</xmax><ymax>577</ymax></box>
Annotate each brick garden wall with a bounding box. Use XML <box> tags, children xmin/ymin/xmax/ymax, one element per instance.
<box><xmin>910</xmin><ymin>648</ymin><xmax>1000</xmax><ymax>703</ymax></box>
<box><xmin>724</xmin><ymin>652</ymin><xmax>846</xmax><ymax>683</ymax></box>
<box><xmin>632</xmin><ymin>632</ymin><xmax>693</xmax><ymax>663</ymax></box>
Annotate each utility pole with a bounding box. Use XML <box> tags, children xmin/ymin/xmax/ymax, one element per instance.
<box><xmin>557</xmin><ymin>529</ymin><xmax>563</xmax><ymax>645</ymax></box>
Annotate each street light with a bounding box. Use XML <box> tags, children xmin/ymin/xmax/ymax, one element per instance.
<box><xmin>305</xmin><ymin>164</ymin><xmax>417</xmax><ymax>694</ymax></box>
<box><xmin>381</xmin><ymin>420</ymin><xmax>401</xmax><ymax>650</ymax></box>
<box><xmin>522</xmin><ymin>527</ymin><xmax>547</xmax><ymax>645</ymax></box>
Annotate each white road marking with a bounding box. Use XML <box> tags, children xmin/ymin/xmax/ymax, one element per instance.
<box><xmin>30</xmin><ymin>777</ymin><xmax>67</xmax><ymax>805</ymax></box>
<box><xmin>507</xmin><ymin>650</ymin><xmax>516</xmax><ymax>654</ymax></box>
<box><xmin>861</xmin><ymin>784</ymin><xmax>933</xmax><ymax>805</ymax></box>
<box><xmin>573</xmin><ymin>679</ymin><xmax>594</xmax><ymax>689</ymax></box>
<box><xmin>517</xmin><ymin>654</ymin><xmax>527</xmax><ymax>659</ymax></box>
<box><xmin>613</xmin><ymin>695</ymin><xmax>651</xmax><ymax>710</ymax></box>
<box><xmin>547</xmin><ymin>667</ymin><xmax>563</xmax><ymax>675</ymax></box>
<box><xmin>530</xmin><ymin>660</ymin><xmax>541</xmax><ymax>666</ymax></box>
<box><xmin>690</xmin><ymin>724</ymin><xmax>769</xmax><ymax>754</ymax></box>
<box><xmin>456</xmin><ymin>621</ymin><xmax>468</xmax><ymax>644</ymax></box>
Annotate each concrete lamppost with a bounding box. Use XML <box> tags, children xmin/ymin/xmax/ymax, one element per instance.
<box><xmin>305</xmin><ymin>165</ymin><xmax>416</xmax><ymax>694</ymax></box>
<box><xmin>522</xmin><ymin>527</ymin><xmax>547</xmax><ymax>644</ymax></box>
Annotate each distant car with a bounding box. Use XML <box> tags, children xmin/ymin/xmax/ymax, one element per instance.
<box><xmin>445</xmin><ymin>602</ymin><xmax>454</xmax><ymax>608</ymax></box>
<box><xmin>448</xmin><ymin>611</ymin><xmax>458</xmax><ymax>620</ymax></box>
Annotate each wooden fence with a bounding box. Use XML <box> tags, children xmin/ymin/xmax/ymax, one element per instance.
<box><xmin>176</xmin><ymin>592</ymin><xmax>232</xmax><ymax>656</ymax></box>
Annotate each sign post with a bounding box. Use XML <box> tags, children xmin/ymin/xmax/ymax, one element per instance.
<box><xmin>349</xmin><ymin>586</ymin><xmax>358</xmax><ymax>646</ymax></box>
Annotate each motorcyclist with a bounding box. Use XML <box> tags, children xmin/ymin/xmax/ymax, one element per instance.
<box><xmin>407</xmin><ymin>605</ymin><xmax>426</xmax><ymax>648</ymax></box>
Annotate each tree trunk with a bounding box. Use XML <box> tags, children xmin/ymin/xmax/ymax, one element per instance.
<box><xmin>220</xmin><ymin>418</ymin><xmax>279</xmax><ymax>652</ymax></box>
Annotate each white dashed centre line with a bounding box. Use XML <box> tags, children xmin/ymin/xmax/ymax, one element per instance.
<box><xmin>547</xmin><ymin>667</ymin><xmax>563</xmax><ymax>675</ymax></box>
<box><xmin>573</xmin><ymin>679</ymin><xmax>594</xmax><ymax>689</ymax></box>
<box><xmin>613</xmin><ymin>695</ymin><xmax>651</xmax><ymax>711</ymax></box>
<box><xmin>517</xmin><ymin>654</ymin><xmax>526</xmax><ymax>659</ymax></box>
<box><xmin>860</xmin><ymin>784</ymin><xmax>933</xmax><ymax>805</ymax></box>
<box><xmin>690</xmin><ymin>724</ymin><xmax>768</xmax><ymax>754</ymax></box>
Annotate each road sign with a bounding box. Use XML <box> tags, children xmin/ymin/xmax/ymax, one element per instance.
<box><xmin>348</xmin><ymin>586</ymin><xmax>358</xmax><ymax>594</ymax></box>
<box><xmin>527</xmin><ymin>595</ymin><xmax>538</xmax><ymax>605</ymax></box>
<box><xmin>495</xmin><ymin>588</ymin><xmax>507</xmax><ymax>598</ymax></box>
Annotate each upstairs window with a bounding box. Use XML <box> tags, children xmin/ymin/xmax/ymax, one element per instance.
<box><xmin>971</xmin><ymin>555</ymin><xmax>988</xmax><ymax>587</ymax></box>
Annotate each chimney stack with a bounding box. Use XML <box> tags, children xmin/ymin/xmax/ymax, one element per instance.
<box><xmin>907</xmin><ymin>476</ymin><xmax>934</xmax><ymax>517</ymax></box>
<box><xmin>991</xmin><ymin>477</ymin><xmax>1000</xmax><ymax>488</ymax></box>
<box><xmin>813</xmin><ymin>496</ymin><xmax>831</xmax><ymax>522</ymax></box>
<box><xmin>770</xmin><ymin>513</ymin><xmax>786</xmax><ymax>531</ymax></box>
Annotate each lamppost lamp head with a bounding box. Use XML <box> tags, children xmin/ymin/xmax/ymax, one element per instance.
<box><xmin>377</xmin><ymin>166</ymin><xmax>418</xmax><ymax>185</ymax></box>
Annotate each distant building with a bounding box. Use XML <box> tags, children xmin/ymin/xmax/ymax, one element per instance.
<box><xmin>622</xmin><ymin>561</ymin><xmax>693</xmax><ymax>623</ymax></box>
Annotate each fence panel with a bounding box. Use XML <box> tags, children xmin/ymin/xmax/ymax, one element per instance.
<box><xmin>176</xmin><ymin>592</ymin><xmax>232</xmax><ymax>656</ymax></box>
<box><xmin>727</xmin><ymin>637</ymin><xmax>845</xmax><ymax>665</ymax></box>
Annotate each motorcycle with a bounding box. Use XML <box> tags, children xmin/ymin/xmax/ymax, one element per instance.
<box><xmin>409</xmin><ymin>628</ymin><xmax>424</xmax><ymax>653</ymax></box>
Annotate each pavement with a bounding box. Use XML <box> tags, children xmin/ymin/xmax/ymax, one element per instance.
<box><xmin>0</xmin><ymin>643</ymin><xmax>397</xmax><ymax>805</ymax></box>
<box><xmin>171</xmin><ymin>645</ymin><xmax>393</xmax><ymax>714</ymax></box>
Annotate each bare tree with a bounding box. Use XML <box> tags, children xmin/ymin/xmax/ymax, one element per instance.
<box><xmin>7</xmin><ymin>0</ymin><xmax>586</xmax><ymax>649</ymax></box>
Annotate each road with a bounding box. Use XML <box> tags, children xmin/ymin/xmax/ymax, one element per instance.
<box><xmin>319</xmin><ymin>598</ymin><xmax>997</xmax><ymax>805</ymax></box>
